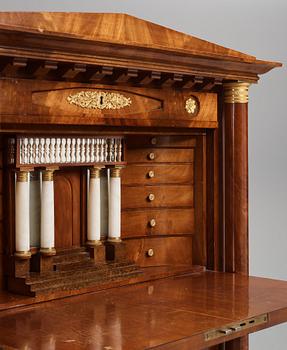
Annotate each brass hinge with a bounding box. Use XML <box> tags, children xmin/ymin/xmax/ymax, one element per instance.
<box><xmin>205</xmin><ymin>314</ymin><xmax>268</xmax><ymax>341</ymax></box>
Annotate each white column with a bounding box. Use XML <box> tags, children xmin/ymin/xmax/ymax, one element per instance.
<box><xmin>100</xmin><ymin>168</ymin><xmax>109</xmax><ymax>240</ymax></box>
<box><xmin>15</xmin><ymin>171</ymin><xmax>31</xmax><ymax>259</ymax></box>
<box><xmin>29</xmin><ymin>171</ymin><xmax>41</xmax><ymax>248</ymax></box>
<box><xmin>40</xmin><ymin>170</ymin><xmax>56</xmax><ymax>255</ymax></box>
<box><xmin>108</xmin><ymin>167</ymin><xmax>122</xmax><ymax>242</ymax></box>
<box><xmin>87</xmin><ymin>167</ymin><xmax>102</xmax><ymax>246</ymax></box>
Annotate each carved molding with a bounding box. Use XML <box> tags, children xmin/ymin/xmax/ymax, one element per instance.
<box><xmin>67</xmin><ymin>91</ymin><xmax>132</xmax><ymax>110</ymax></box>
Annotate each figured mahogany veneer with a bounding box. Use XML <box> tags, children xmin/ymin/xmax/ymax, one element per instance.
<box><xmin>125</xmin><ymin>236</ymin><xmax>194</xmax><ymax>266</ymax></box>
<box><xmin>122</xmin><ymin>165</ymin><xmax>194</xmax><ymax>185</ymax></box>
<box><xmin>0</xmin><ymin>80</ymin><xmax>218</xmax><ymax>129</ymax></box>
<box><xmin>122</xmin><ymin>185</ymin><xmax>194</xmax><ymax>209</ymax></box>
<box><xmin>126</xmin><ymin>135</ymin><xmax>197</xmax><ymax>148</ymax></box>
<box><xmin>126</xmin><ymin>148</ymin><xmax>194</xmax><ymax>163</ymax></box>
<box><xmin>122</xmin><ymin>208</ymin><xmax>195</xmax><ymax>238</ymax></box>
<box><xmin>0</xmin><ymin>273</ymin><xmax>287</xmax><ymax>350</ymax></box>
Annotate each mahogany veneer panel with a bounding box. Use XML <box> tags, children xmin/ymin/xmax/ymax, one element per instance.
<box><xmin>126</xmin><ymin>148</ymin><xmax>194</xmax><ymax>163</ymax></box>
<box><xmin>0</xmin><ymin>13</ymin><xmax>254</xmax><ymax>61</ymax></box>
<box><xmin>0</xmin><ymin>273</ymin><xmax>286</xmax><ymax>350</ymax></box>
<box><xmin>122</xmin><ymin>209</ymin><xmax>194</xmax><ymax>238</ymax></box>
<box><xmin>122</xmin><ymin>164</ymin><xmax>194</xmax><ymax>185</ymax></box>
<box><xmin>122</xmin><ymin>185</ymin><xmax>194</xmax><ymax>209</ymax></box>
<box><xmin>124</xmin><ymin>236</ymin><xmax>193</xmax><ymax>266</ymax></box>
<box><xmin>54</xmin><ymin>169</ymin><xmax>81</xmax><ymax>249</ymax></box>
<box><xmin>0</xmin><ymin>80</ymin><xmax>217</xmax><ymax>129</ymax></box>
<box><xmin>127</xmin><ymin>135</ymin><xmax>197</xmax><ymax>148</ymax></box>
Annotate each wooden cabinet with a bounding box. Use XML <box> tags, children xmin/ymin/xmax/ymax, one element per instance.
<box><xmin>0</xmin><ymin>12</ymin><xmax>285</xmax><ymax>350</ymax></box>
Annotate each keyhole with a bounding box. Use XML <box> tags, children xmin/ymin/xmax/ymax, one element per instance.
<box><xmin>100</xmin><ymin>96</ymin><xmax>104</xmax><ymax>105</ymax></box>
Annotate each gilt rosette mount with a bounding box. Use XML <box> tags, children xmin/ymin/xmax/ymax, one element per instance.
<box><xmin>185</xmin><ymin>96</ymin><xmax>200</xmax><ymax>116</ymax></box>
<box><xmin>67</xmin><ymin>90</ymin><xmax>132</xmax><ymax>110</ymax></box>
<box><xmin>9</xmin><ymin>136</ymin><xmax>125</xmax><ymax>168</ymax></box>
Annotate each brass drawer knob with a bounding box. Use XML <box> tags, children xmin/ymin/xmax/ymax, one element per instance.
<box><xmin>150</xmin><ymin>137</ymin><xmax>157</xmax><ymax>145</ymax></box>
<box><xmin>148</xmin><ymin>170</ymin><xmax>155</xmax><ymax>178</ymax></box>
<box><xmin>148</xmin><ymin>193</ymin><xmax>155</xmax><ymax>201</ymax></box>
<box><xmin>147</xmin><ymin>248</ymin><xmax>154</xmax><ymax>257</ymax></box>
<box><xmin>149</xmin><ymin>219</ymin><xmax>156</xmax><ymax>227</ymax></box>
<box><xmin>148</xmin><ymin>152</ymin><xmax>156</xmax><ymax>160</ymax></box>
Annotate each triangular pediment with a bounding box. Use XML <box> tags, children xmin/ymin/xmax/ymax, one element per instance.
<box><xmin>0</xmin><ymin>12</ymin><xmax>255</xmax><ymax>62</ymax></box>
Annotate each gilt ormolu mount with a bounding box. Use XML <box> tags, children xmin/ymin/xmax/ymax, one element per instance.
<box><xmin>0</xmin><ymin>12</ymin><xmax>286</xmax><ymax>350</ymax></box>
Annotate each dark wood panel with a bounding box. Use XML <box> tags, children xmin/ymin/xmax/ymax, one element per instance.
<box><xmin>122</xmin><ymin>208</ymin><xmax>194</xmax><ymax>238</ymax></box>
<box><xmin>0</xmin><ymin>142</ymin><xmax>4</xmax><ymax>288</ymax></box>
<box><xmin>54</xmin><ymin>169</ymin><xmax>81</xmax><ymax>249</ymax></box>
<box><xmin>122</xmin><ymin>164</ymin><xmax>194</xmax><ymax>185</ymax></box>
<box><xmin>126</xmin><ymin>148</ymin><xmax>194</xmax><ymax>163</ymax></box>
<box><xmin>126</xmin><ymin>135</ymin><xmax>197</xmax><ymax>148</ymax></box>
<box><xmin>125</xmin><ymin>236</ymin><xmax>193</xmax><ymax>266</ymax></box>
<box><xmin>122</xmin><ymin>185</ymin><xmax>194</xmax><ymax>209</ymax></box>
<box><xmin>192</xmin><ymin>135</ymin><xmax>207</xmax><ymax>267</ymax></box>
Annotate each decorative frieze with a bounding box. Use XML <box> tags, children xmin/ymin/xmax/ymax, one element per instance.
<box><xmin>15</xmin><ymin>136</ymin><xmax>124</xmax><ymax>167</ymax></box>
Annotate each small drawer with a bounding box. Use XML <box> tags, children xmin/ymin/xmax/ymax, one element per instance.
<box><xmin>121</xmin><ymin>208</ymin><xmax>194</xmax><ymax>238</ymax></box>
<box><xmin>126</xmin><ymin>135</ymin><xmax>197</xmax><ymax>148</ymax></box>
<box><xmin>124</xmin><ymin>236</ymin><xmax>193</xmax><ymax>267</ymax></box>
<box><xmin>122</xmin><ymin>185</ymin><xmax>194</xmax><ymax>209</ymax></box>
<box><xmin>121</xmin><ymin>164</ymin><xmax>194</xmax><ymax>185</ymax></box>
<box><xmin>126</xmin><ymin>148</ymin><xmax>194</xmax><ymax>163</ymax></box>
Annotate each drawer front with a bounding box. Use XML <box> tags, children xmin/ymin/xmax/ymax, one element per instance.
<box><xmin>122</xmin><ymin>185</ymin><xmax>194</xmax><ymax>209</ymax></box>
<box><xmin>121</xmin><ymin>164</ymin><xmax>194</xmax><ymax>185</ymax></box>
<box><xmin>124</xmin><ymin>236</ymin><xmax>193</xmax><ymax>266</ymax></box>
<box><xmin>122</xmin><ymin>208</ymin><xmax>194</xmax><ymax>238</ymax></box>
<box><xmin>126</xmin><ymin>148</ymin><xmax>194</xmax><ymax>163</ymax></box>
<box><xmin>126</xmin><ymin>135</ymin><xmax>197</xmax><ymax>148</ymax></box>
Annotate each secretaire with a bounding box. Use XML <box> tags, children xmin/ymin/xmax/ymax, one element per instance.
<box><xmin>0</xmin><ymin>12</ymin><xmax>286</xmax><ymax>350</ymax></box>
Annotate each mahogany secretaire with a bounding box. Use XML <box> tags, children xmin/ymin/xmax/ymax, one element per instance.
<box><xmin>0</xmin><ymin>12</ymin><xmax>286</xmax><ymax>350</ymax></box>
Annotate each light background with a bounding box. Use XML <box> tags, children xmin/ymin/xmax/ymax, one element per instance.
<box><xmin>0</xmin><ymin>1</ymin><xmax>286</xmax><ymax>349</ymax></box>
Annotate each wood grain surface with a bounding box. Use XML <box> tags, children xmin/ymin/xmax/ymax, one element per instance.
<box><xmin>122</xmin><ymin>208</ymin><xmax>195</xmax><ymax>238</ymax></box>
<box><xmin>122</xmin><ymin>164</ymin><xmax>194</xmax><ymax>185</ymax></box>
<box><xmin>0</xmin><ymin>272</ymin><xmax>286</xmax><ymax>350</ymax></box>
<box><xmin>122</xmin><ymin>185</ymin><xmax>194</xmax><ymax>209</ymax></box>
<box><xmin>0</xmin><ymin>13</ymin><xmax>280</xmax><ymax>82</ymax></box>
<box><xmin>0</xmin><ymin>80</ymin><xmax>218</xmax><ymax>129</ymax></box>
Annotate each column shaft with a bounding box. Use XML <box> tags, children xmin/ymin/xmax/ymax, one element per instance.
<box><xmin>40</xmin><ymin>170</ymin><xmax>56</xmax><ymax>255</ymax></box>
<box><xmin>223</xmin><ymin>82</ymin><xmax>249</xmax><ymax>350</ymax></box>
<box><xmin>15</xmin><ymin>171</ymin><xmax>31</xmax><ymax>258</ymax></box>
<box><xmin>108</xmin><ymin>167</ymin><xmax>122</xmax><ymax>242</ymax></box>
<box><xmin>29</xmin><ymin>171</ymin><xmax>41</xmax><ymax>248</ymax></box>
<box><xmin>87</xmin><ymin>167</ymin><xmax>102</xmax><ymax>245</ymax></box>
<box><xmin>100</xmin><ymin>168</ymin><xmax>109</xmax><ymax>239</ymax></box>
<box><xmin>223</xmin><ymin>82</ymin><xmax>249</xmax><ymax>275</ymax></box>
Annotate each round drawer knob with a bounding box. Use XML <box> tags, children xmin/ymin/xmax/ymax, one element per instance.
<box><xmin>149</xmin><ymin>219</ymin><xmax>156</xmax><ymax>227</ymax></box>
<box><xmin>147</xmin><ymin>248</ymin><xmax>154</xmax><ymax>257</ymax></box>
<box><xmin>150</xmin><ymin>137</ymin><xmax>157</xmax><ymax>145</ymax></box>
<box><xmin>148</xmin><ymin>193</ymin><xmax>155</xmax><ymax>201</ymax></box>
<box><xmin>148</xmin><ymin>170</ymin><xmax>155</xmax><ymax>178</ymax></box>
<box><xmin>148</xmin><ymin>152</ymin><xmax>156</xmax><ymax>160</ymax></box>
